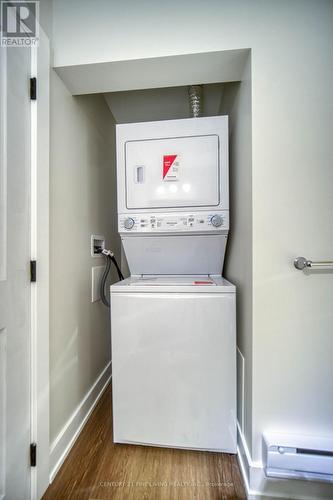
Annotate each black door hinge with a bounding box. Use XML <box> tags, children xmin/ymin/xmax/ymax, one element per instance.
<box><xmin>30</xmin><ymin>260</ymin><xmax>37</xmax><ymax>282</ymax></box>
<box><xmin>30</xmin><ymin>77</ymin><xmax>37</xmax><ymax>100</ymax></box>
<box><xmin>30</xmin><ymin>443</ymin><xmax>37</xmax><ymax>467</ymax></box>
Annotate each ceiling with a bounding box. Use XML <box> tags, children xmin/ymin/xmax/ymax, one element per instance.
<box><xmin>55</xmin><ymin>49</ymin><xmax>248</xmax><ymax>95</ymax></box>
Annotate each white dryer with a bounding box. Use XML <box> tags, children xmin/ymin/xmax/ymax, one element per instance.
<box><xmin>116</xmin><ymin>115</ymin><xmax>229</xmax><ymax>275</ymax></box>
<box><xmin>111</xmin><ymin>116</ymin><xmax>236</xmax><ymax>453</ymax></box>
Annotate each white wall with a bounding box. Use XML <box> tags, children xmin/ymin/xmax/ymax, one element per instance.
<box><xmin>49</xmin><ymin>70</ymin><xmax>119</xmax><ymax>442</ymax></box>
<box><xmin>51</xmin><ymin>0</ymin><xmax>250</xmax><ymax>67</ymax></box>
<box><xmin>50</xmin><ymin>1</ymin><xmax>333</xmax><ymax>498</ymax></box>
<box><xmin>220</xmin><ymin>54</ymin><xmax>252</xmax><ymax>451</ymax></box>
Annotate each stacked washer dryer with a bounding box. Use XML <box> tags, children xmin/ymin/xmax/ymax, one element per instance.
<box><xmin>111</xmin><ymin>115</ymin><xmax>236</xmax><ymax>453</ymax></box>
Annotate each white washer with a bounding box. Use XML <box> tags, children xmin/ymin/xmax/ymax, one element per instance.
<box><xmin>111</xmin><ymin>275</ymin><xmax>236</xmax><ymax>452</ymax></box>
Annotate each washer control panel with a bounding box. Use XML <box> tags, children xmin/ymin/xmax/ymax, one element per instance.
<box><xmin>119</xmin><ymin>211</ymin><xmax>229</xmax><ymax>233</ymax></box>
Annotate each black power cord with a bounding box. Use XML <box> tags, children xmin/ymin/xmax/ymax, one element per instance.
<box><xmin>100</xmin><ymin>250</ymin><xmax>124</xmax><ymax>308</ymax></box>
<box><xmin>110</xmin><ymin>254</ymin><xmax>124</xmax><ymax>281</ymax></box>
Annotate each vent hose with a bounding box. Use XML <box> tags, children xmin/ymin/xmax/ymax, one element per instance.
<box><xmin>188</xmin><ymin>85</ymin><xmax>203</xmax><ymax>118</ymax></box>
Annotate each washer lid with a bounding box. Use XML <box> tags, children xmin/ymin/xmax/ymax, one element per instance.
<box><xmin>111</xmin><ymin>275</ymin><xmax>236</xmax><ymax>293</ymax></box>
<box><xmin>129</xmin><ymin>276</ymin><xmax>217</xmax><ymax>286</ymax></box>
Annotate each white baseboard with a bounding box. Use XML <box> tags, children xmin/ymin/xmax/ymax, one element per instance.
<box><xmin>237</xmin><ymin>424</ymin><xmax>333</xmax><ymax>500</ymax></box>
<box><xmin>237</xmin><ymin>421</ymin><xmax>263</xmax><ymax>500</ymax></box>
<box><xmin>49</xmin><ymin>362</ymin><xmax>111</xmax><ymax>483</ymax></box>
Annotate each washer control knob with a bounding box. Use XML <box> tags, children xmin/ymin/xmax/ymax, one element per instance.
<box><xmin>124</xmin><ymin>217</ymin><xmax>135</xmax><ymax>230</ymax></box>
<box><xmin>211</xmin><ymin>214</ymin><xmax>223</xmax><ymax>227</ymax></box>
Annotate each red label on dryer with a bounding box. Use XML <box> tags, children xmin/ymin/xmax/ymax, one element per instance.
<box><xmin>163</xmin><ymin>154</ymin><xmax>179</xmax><ymax>181</ymax></box>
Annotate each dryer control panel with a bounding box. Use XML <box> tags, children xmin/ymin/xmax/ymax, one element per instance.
<box><xmin>119</xmin><ymin>211</ymin><xmax>229</xmax><ymax>233</ymax></box>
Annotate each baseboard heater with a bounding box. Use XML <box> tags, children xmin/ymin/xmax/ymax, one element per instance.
<box><xmin>263</xmin><ymin>433</ymin><xmax>333</xmax><ymax>483</ymax></box>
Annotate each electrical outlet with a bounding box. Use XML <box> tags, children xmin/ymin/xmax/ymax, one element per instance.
<box><xmin>91</xmin><ymin>266</ymin><xmax>104</xmax><ymax>302</ymax></box>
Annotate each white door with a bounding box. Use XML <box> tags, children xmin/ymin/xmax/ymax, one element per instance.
<box><xmin>0</xmin><ymin>46</ymin><xmax>32</xmax><ymax>499</ymax></box>
<box><xmin>111</xmin><ymin>290</ymin><xmax>236</xmax><ymax>452</ymax></box>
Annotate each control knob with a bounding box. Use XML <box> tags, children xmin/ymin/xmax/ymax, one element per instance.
<box><xmin>211</xmin><ymin>214</ymin><xmax>223</xmax><ymax>227</ymax></box>
<box><xmin>124</xmin><ymin>217</ymin><xmax>135</xmax><ymax>230</ymax></box>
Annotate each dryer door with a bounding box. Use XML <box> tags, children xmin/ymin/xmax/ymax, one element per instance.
<box><xmin>125</xmin><ymin>134</ymin><xmax>220</xmax><ymax>210</ymax></box>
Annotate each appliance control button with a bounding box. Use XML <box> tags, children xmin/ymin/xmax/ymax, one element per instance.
<box><xmin>211</xmin><ymin>214</ymin><xmax>223</xmax><ymax>227</ymax></box>
<box><xmin>124</xmin><ymin>217</ymin><xmax>135</xmax><ymax>230</ymax></box>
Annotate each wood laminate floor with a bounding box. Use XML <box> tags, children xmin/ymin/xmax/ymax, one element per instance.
<box><xmin>43</xmin><ymin>386</ymin><xmax>246</xmax><ymax>500</ymax></box>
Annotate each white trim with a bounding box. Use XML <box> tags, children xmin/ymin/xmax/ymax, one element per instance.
<box><xmin>238</xmin><ymin>422</ymin><xmax>263</xmax><ymax>470</ymax></box>
<box><xmin>237</xmin><ymin>422</ymin><xmax>257</xmax><ymax>499</ymax></box>
<box><xmin>0</xmin><ymin>47</ymin><xmax>7</xmax><ymax>283</ymax></box>
<box><xmin>237</xmin><ymin>445</ymin><xmax>251</xmax><ymax>498</ymax></box>
<box><xmin>31</xmin><ymin>24</ymin><xmax>51</xmax><ymax>500</ymax></box>
<box><xmin>237</xmin><ymin>423</ymin><xmax>271</xmax><ymax>500</ymax></box>
<box><xmin>30</xmin><ymin>44</ymin><xmax>38</xmax><ymax>500</ymax></box>
<box><xmin>0</xmin><ymin>47</ymin><xmax>7</xmax><ymax>500</ymax></box>
<box><xmin>49</xmin><ymin>362</ymin><xmax>112</xmax><ymax>483</ymax></box>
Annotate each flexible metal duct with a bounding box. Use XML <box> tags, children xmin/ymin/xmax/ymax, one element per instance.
<box><xmin>188</xmin><ymin>85</ymin><xmax>203</xmax><ymax>117</ymax></box>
